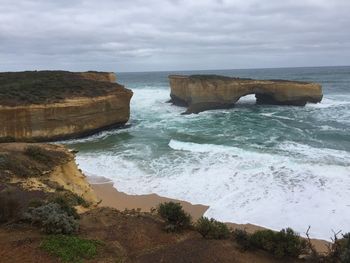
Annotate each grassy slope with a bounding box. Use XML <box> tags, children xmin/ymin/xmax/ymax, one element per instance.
<box><xmin>0</xmin><ymin>71</ymin><xmax>122</xmax><ymax>106</ymax></box>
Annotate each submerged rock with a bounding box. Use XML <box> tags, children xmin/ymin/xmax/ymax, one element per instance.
<box><xmin>169</xmin><ymin>75</ymin><xmax>323</xmax><ymax>113</ymax></box>
<box><xmin>0</xmin><ymin>71</ymin><xmax>133</xmax><ymax>142</ymax></box>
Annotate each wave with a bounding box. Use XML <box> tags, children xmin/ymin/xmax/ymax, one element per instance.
<box><xmin>169</xmin><ymin>139</ymin><xmax>238</xmax><ymax>153</ymax></box>
<box><xmin>76</xmin><ymin>139</ymin><xmax>350</xmax><ymax>240</ymax></box>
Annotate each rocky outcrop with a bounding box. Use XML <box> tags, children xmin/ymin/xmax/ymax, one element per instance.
<box><xmin>0</xmin><ymin>143</ymin><xmax>98</xmax><ymax>205</ymax></box>
<box><xmin>78</xmin><ymin>71</ymin><xmax>117</xmax><ymax>83</ymax></box>
<box><xmin>169</xmin><ymin>75</ymin><xmax>323</xmax><ymax>113</ymax></box>
<box><xmin>0</xmin><ymin>71</ymin><xmax>132</xmax><ymax>142</ymax></box>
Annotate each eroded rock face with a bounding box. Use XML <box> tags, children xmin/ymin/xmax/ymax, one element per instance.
<box><xmin>0</xmin><ymin>142</ymin><xmax>98</xmax><ymax>205</ymax></box>
<box><xmin>0</xmin><ymin>71</ymin><xmax>132</xmax><ymax>142</ymax></box>
<box><xmin>78</xmin><ymin>71</ymin><xmax>117</xmax><ymax>83</ymax></box>
<box><xmin>169</xmin><ymin>75</ymin><xmax>323</xmax><ymax>113</ymax></box>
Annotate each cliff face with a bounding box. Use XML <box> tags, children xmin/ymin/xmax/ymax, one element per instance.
<box><xmin>0</xmin><ymin>143</ymin><xmax>98</xmax><ymax>205</ymax></box>
<box><xmin>78</xmin><ymin>71</ymin><xmax>117</xmax><ymax>83</ymax></box>
<box><xmin>0</xmin><ymin>71</ymin><xmax>132</xmax><ymax>142</ymax></box>
<box><xmin>169</xmin><ymin>75</ymin><xmax>323</xmax><ymax>113</ymax></box>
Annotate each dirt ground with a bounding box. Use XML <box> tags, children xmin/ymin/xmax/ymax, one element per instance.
<box><xmin>0</xmin><ymin>207</ymin><xmax>300</xmax><ymax>263</ymax></box>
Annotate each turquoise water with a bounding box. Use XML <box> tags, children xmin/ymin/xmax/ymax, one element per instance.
<box><xmin>66</xmin><ymin>66</ymin><xmax>350</xmax><ymax>239</ymax></box>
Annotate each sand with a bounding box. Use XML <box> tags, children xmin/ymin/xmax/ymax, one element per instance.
<box><xmin>88</xmin><ymin>175</ymin><xmax>329</xmax><ymax>253</ymax></box>
<box><xmin>90</xmin><ymin>176</ymin><xmax>208</xmax><ymax>221</ymax></box>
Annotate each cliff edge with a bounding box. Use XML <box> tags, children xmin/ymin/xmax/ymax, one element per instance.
<box><xmin>0</xmin><ymin>71</ymin><xmax>133</xmax><ymax>142</ymax></box>
<box><xmin>169</xmin><ymin>75</ymin><xmax>323</xmax><ymax>113</ymax></box>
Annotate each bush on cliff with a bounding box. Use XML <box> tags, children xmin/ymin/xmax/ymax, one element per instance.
<box><xmin>157</xmin><ymin>202</ymin><xmax>192</xmax><ymax>232</ymax></box>
<box><xmin>233</xmin><ymin>228</ymin><xmax>307</xmax><ymax>259</ymax></box>
<box><xmin>0</xmin><ymin>71</ymin><xmax>122</xmax><ymax>106</ymax></box>
<box><xmin>195</xmin><ymin>217</ymin><xmax>230</xmax><ymax>239</ymax></box>
<box><xmin>339</xmin><ymin>233</ymin><xmax>350</xmax><ymax>263</ymax></box>
<box><xmin>24</xmin><ymin>146</ymin><xmax>68</xmax><ymax>167</ymax></box>
<box><xmin>24</xmin><ymin>203</ymin><xmax>78</xmax><ymax>234</ymax></box>
<box><xmin>325</xmin><ymin>233</ymin><xmax>350</xmax><ymax>263</ymax></box>
<box><xmin>50</xmin><ymin>196</ymin><xmax>80</xmax><ymax>219</ymax></box>
<box><xmin>0</xmin><ymin>153</ymin><xmax>34</xmax><ymax>178</ymax></box>
<box><xmin>40</xmin><ymin>235</ymin><xmax>102</xmax><ymax>263</ymax></box>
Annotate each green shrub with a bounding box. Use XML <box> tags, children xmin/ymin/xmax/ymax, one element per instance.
<box><xmin>233</xmin><ymin>228</ymin><xmax>306</xmax><ymax>259</ymax></box>
<box><xmin>0</xmin><ymin>153</ymin><xmax>34</xmax><ymax>178</ymax></box>
<box><xmin>51</xmin><ymin>196</ymin><xmax>80</xmax><ymax>219</ymax></box>
<box><xmin>195</xmin><ymin>217</ymin><xmax>230</xmax><ymax>239</ymax></box>
<box><xmin>339</xmin><ymin>233</ymin><xmax>350</xmax><ymax>263</ymax></box>
<box><xmin>249</xmin><ymin>228</ymin><xmax>307</xmax><ymax>258</ymax></box>
<box><xmin>25</xmin><ymin>146</ymin><xmax>53</xmax><ymax>164</ymax></box>
<box><xmin>24</xmin><ymin>146</ymin><xmax>67</xmax><ymax>167</ymax></box>
<box><xmin>232</xmin><ymin>229</ymin><xmax>252</xmax><ymax>250</ymax></box>
<box><xmin>157</xmin><ymin>202</ymin><xmax>192</xmax><ymax>232</ymax></box>
<box><xmin>40</xmin><ymin>235</ymin><xmax>101</xmax><ymax>262</ymax></box>
<box><xmin>24</xmin><ymin>203</ymin><xmax>78</xmax><ymax>234</ymax></box>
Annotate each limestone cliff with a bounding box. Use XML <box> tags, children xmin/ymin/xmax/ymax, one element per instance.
<box><xmin>0</xmin><ymin>143</ymin><xmax>98</xmax><ymax>205</ymax></box>
<box><xmin>169</xmin><ymin>75</ymin><xmax>323</xmax><ymax>113</ymax></box>
<box><xmin>0</xmin><ymin>71</ymin><xmax>133</xmax><ymax>142</ymax></box>
<box><xmin>78</xmin><ymin>71</ymin><xmax>117</xmax><ymax>83</ymax></box>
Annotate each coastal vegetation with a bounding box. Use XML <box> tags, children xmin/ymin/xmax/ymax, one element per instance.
<box><xmin>0</xmin><ymin>71</ymin><xmax>121</xmax><ymax>106</ymax></box>
<box><xmin>233</xmin><ymin>228</ymin><xmax>307</xmax><ymax>258</ymax></box>
<box><xmin>40</xmin><ymin>235</ymin><xmax>101</xmax><ymax>262</ymax></box>
<box><xmin>195</xmin><ymin>217</ymin><xmax>230</xmax><ymax>239</ymax></box>
<box><xmin>157</xmin><ymin>201</ymin><xmax>192</xmax><ymax>232</ymax></box>
<box><xmin>24</xmin><ymin>203</ymin><xmax>78</xmax><ymax>234</ymax></box>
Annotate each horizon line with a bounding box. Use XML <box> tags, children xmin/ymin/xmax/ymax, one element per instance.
<box><xmin>116</xmin><ymin>64</ymin><xmax>350</xmax><ymax>74</ymax></box>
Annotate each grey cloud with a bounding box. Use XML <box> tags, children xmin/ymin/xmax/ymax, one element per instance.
<box><xmin>0</xmin><ymin>0</ymin><xmax>349</xmax><ymax>71</ymax></box>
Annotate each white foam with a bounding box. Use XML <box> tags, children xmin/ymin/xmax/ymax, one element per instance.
<box><xmin>76</xmin><ymin>139</ymin><xmax>350</xmax><ymax>240</ymax></box>
<box><xmin>72</xmin><ymin>87</ymin><xmax>350</xmax><ymax>240</ymax></box>
<box><xmin>306</xmin><ymin>96</ymin><xmax>350</xmax><ymax>109</ymax></box>
<box><xmin>169</xmin><ymin>139</ymin><xmax>238</xmax><ymax>153</ymax></box>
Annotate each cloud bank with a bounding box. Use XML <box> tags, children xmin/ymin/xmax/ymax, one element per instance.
<box><xmin>1</xmin><ymin>0</ymin><xmax>349</xmax><ymax>71</ymax></box>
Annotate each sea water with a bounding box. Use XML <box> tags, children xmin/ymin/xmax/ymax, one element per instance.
<box><xmin>65</xmin><ymin>66</ymin><xmax>350</xmax><ymax>240</ymax></box>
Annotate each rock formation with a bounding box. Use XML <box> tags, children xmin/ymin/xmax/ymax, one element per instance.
<box><xmin>169</xmin><ymin>75</ymin><xmax>323</xmax><ymax>113</ymax></box>
<box><xmin>0</xmin><ymin>71</ymin><xmax>133</xmax><ymax>142</ymax></box>
<box><xmin>0</xmin><ymin>143</ymin><xmax>98</xmax><ymax>205</ymax></box>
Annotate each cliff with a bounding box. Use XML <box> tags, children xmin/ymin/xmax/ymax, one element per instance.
<box><xmin>169</xmin><ymin>75</ymin><xmax>323</xmax><ymax>113</ymax></box>
<box><xmin>0</xmin><ymin>143</ymin><xmax>98</xmax><ymax>205</ymax></box>
<box><xmin>0</xmin><ymin>71</ymin><xmax>133</xmax><ymax>142</ymax></box>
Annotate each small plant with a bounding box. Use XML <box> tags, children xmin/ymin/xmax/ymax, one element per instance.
<box><xmin>0</xmin><ymin>153</ymin><xmax>34</xmax><ymax>177</ymax></box>
<box><xmin>195</xmin><ymin>217</ymin><xmax>230</xmax><ymax>239</ymax></box>
<box><xmin>25</xmin><ymin>146</ymin><xmax>55</xmax><ymax>165</ymax></box>
<box><xmin>233</xmin><ymin>228</ymin><xmax>307</xmax><ymax>259</ymax></box>
<box><xmin>24</xmin><ymin>203</ymin><xmax>78</xmax><ymax>234</ymax></box>
<box><xmin>249</xmin><ymin>228</ymin><xmax>307</xmax><ymax>258</ymax></box>
<box><xmin>232</xmin><ymin>229</ymin><xmax>252</xmax><ymax>250</ymax></box>
<box><xmin>51</xmin><ymin>196</ymin><xmax>80</xmax><ymax>219</ymax></box>
<box><xmin>24</xmin><ymin>145</ymin><xmax>68</xmax><ymax>168</ymax></box>
<box><xmin>157</xmin><ymin>202</ymin><xmax>192</xmax><ymax>232</ymax></box>
<box><xmin>327</xmin><ymin>232</ymin><xmax>350</xmax><ymax>263</ymax></box>
<box><xmin>340</xmin><ymin>233</ymin><xmax>350</xmax><ymax>263</ymax></box>
<box><xmin>40</xmin><ymin>235</ymin><xmax>102</xmax><ymax>262</ymax></box>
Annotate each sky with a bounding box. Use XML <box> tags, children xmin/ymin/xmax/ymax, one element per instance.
<box><xmin>1</xmin><ymin>0</ymin><xmax>350</xmax><ymax>72</ymax></box>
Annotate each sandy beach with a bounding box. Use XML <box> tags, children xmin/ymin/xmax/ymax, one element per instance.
<box><xmin>88</xmin><ymin>175</ymin><xmax>328</xmax><ymax>252</ymax></box>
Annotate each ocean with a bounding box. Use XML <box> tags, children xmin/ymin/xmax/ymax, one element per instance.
<box><xmin>65</xmin><ymin>66</ymin><xmax>350</xmax><ymax>240</ymax></box>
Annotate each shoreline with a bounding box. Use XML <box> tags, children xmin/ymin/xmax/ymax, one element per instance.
<box><xmin>88</xmin><ymin>175</ymin><xmax>329</xmax><ymax>252</ymax></box>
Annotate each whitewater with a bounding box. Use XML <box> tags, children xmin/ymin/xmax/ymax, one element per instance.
<box><xmin>65</xmin><ymin>67</ymin><xmax>350</xmax><ymax>240</ymax></box>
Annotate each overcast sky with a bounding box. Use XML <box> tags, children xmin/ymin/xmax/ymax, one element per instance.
<box><xmin>1</xmin><ymin>0</ymin><xmax>349</xmax><ymax>72</ymax></box>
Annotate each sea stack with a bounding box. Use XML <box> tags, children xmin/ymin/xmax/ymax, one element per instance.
<box><xmin>0</xmin><ymin>71</ymin><xmax>133</xmax><ymax>142</ymax></box>
<box><xmin>169</xmin><ymin>75</ymin><xmax>323</xmax><ymax>113</ymax></box>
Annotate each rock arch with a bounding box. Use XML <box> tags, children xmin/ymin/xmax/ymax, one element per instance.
<box><xmin>169</xmin><ymin>75</ymin><xmax>323</xmax><ymax>114</ymax></box>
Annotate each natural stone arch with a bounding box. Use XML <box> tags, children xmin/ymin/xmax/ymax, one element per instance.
<box><xmin>168</xmin><ymin>75</ymin><xmax>323</xmax><ymax>113</ymax></box>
